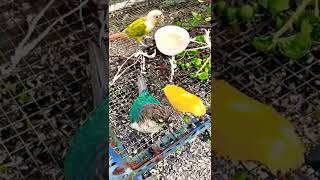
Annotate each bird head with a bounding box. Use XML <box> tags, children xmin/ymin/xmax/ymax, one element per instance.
<box><xmin>143</xmin><ymin>104</ymin><xmax>171</xmax><ymax>124</ymax></box>
<box><xmin>146</xmin><ymin>10</ymin><xmax>164</xmax><ymax>25</ymax></box>
<box><xmin>156</xmin><ymin>105</ymin><xmax>172</xmax><ymax>124</ymax></box>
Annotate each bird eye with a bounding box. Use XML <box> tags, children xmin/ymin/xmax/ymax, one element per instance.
<box><xmin>155</xmin><ymin>15</ymin><xmax>159</xmax><ymax>18</ymax></box>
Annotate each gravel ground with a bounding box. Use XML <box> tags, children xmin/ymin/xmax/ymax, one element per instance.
<box><xmin>144</xmin><ymin>137</ymin><xmax>211</xmax><ymax>180</ymax></box>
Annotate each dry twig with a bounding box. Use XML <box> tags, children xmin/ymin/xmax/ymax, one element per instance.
<box><xmin>1</xmin><ymin>0</ymin><xmax>89</xmax><ymax>77</ymax></box>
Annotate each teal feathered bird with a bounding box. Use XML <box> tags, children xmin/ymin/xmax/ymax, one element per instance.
<box><xmin>64</xmin><ymin>40</ymin><xmax>108</xmax><ymax>180</ymax></box>
<box><xmin>129</xmin><ymin>74</ymin><xmax>171</xmax><ymax>134</ymax></box>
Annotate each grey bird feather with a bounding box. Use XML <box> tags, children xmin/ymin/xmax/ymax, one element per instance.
<box><xmin>137</xmin><ymin>73</ymin><xmax>147</xmax><ymax>94</ymax></box>
<box><xmin>131</xmin><ymin>104</ymin><xmax>171</xmax><ymax>134</ymax></box>
<box><xmin>64</xmin><ymin>41</ymin><xmax>107</xmax><ymax>180</ymax></box>
<box><xmin>130</xmin><ymin>74</ymin><xmax>171</xmax><ymax>133</ymax></box>
<box><xmin>88</xmin><ymin>40</ymin><xmax>108</xmax><ymax>107</ymax></box>
<box><xmin>88</xmin><ymin>40</ymin><xmax>108</xmax><ymax>179</ymax></box>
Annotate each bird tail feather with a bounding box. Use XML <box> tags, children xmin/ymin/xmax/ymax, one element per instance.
<box><xmin>88</xmin><ymin>40</ymin><xmax>108</xmax><ymax>107</ymax></box>
<box><xmin>137</xmin><ymin>74</ymin><xmax>147</xmax><ymax>94</ymax></box>
<box><xmin>109</xmin><ymin>32</ymin><xmax>128</xmax><ymax>42</ymax></box>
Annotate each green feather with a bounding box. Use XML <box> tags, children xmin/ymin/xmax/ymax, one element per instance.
<box><xmin>129</xmin><ymin>90</ymin><xmax>160</xmax><ymax>123</ymax></box>
<box><xmin>64</xmin><ymin>98</ymin><xmax>108</xmax><ymax>180</ymax></box>
<box><xmin>125</xmin><ymin>17</ymin><xmax>147</xmax><ymax>40</ymax></box>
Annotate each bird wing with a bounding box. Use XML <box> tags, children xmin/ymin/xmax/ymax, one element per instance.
<box><xmin>63</xmin><ymin>99</ymin><xmax>108</xmax><ymax>180</ymax></box>
<box><xmin>124</xmin><ymin>17</ymin><xmax>147</xmax><ymax>38</ymax></box>
<box><xmin>129</xmin><ymin>91</ymin><xmax>160</xmax><ymax>123</ymax></box>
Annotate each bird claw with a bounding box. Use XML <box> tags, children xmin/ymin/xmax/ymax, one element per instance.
<box><xmin>145</xmin><ymin>35</ymin><xmax>153</xmax><ymax>39</ymax></box>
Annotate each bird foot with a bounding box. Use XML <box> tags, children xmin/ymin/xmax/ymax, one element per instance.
<box><xmin>144</xmin><ymin>35</ymin><xmax>153</xmax><ymax>39</ymax></box>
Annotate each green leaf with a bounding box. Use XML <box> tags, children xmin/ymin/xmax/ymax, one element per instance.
<box><xmin>195</xmin><ymin>35</ymin><xmax>206</xmax><ymax>43</ymax></box>
<box><xmin>205</xmin><ymin>17</ymin><xmax>212</xmax><ymax>22</ymax></box>
<box><xmin>19</xmin><ymin>91</ymin><xmax>31</xmax><ymax>104</ymax></box>
<box><xmin>191</xmin><ymin>11</ymin><xmax>202</xmax><ymax>21</ymax></box>
<box><xmin>187</xmin><ymin>50</ymin><xmax>200</xmax><ymax>56</ymax></box>
<box><xmin>214</xmin><ymin>1</ymin><xmax>227</xmax><ymax>15</ymax></box>
<box><xmin>175</xmin><ymin>21</ymin><xmax>183</xmax><ymax>27</ymax></box>
<box><xmin>191</xmin><ymin>58</ymin><xmax>202</xmax><ymax>67</ymax></box>
<box><xmin>275</xmin><ymin>15</ymin><xmax>285</xmax><ymax>29</ymax></box>
<box><xmin>233</xmin><ymin>171</ymin><xmax>249</xmax><ymax>180</ymax></box>
<box><xmin>197</xmin><ymin>71</ymin><xmax>209</xmax><ymax>81</ymax></box>
<box><xmin>203</xmin><ymin>54</ymin><xmax>210</xmax><ymax>59</ymax></box>
<box><xmin>258</xmin><ymin>0</ymin><xmax>268</xmax><ymax>9</ymax></box>
<box><xmin>204</xmin><ymin>65</ymin><xmax>210</xmax><ymax>73</ymax></box>
<box><xmin>312</xmin><ymin>21</ymin><xmax>320</xmax><ymax>42</ymax></box>
<box><xmin>177</xmin><ymin>51</ymin><xmax>186</xmax><ymax>58</ymax></box>
<box><xmin>192</xmin><ymin>11</ymin><xmax>198</xmax><ymax>17</ymax></box>
<box><xmin>277</xmin><ymin>29</ymin><xmax>312</xmax><ymax>60</ymax></box>
<box><xmin>189</xmin><ymin>72</ymin><xmax>197</xmax><ymax>78</ymax></box>
<box><xmin>224</xmin><ymin>6</ymin><xmax>238</xmax><ymax>22</ymax></box>
<box><xmin>258</xmin><ymin>0</ymin><xmax>289</xmax><ymax>14</ymax></box>
<box><xmin>181</xmin><ymin>63</ymin><xmax>186</xmax><ymax>70</ymax></box>
<box><xmin>183</xmin><ymin>115</ymin><xmax>191</xmax><ymax>123</ymax></box>
<box><xmin>298</xmin><ymin>12</ymin><xmax>320</xmax><ymax>41</ymax></box>
<box><xmin>185</xmin><ymin>63</ymin><xmax>191</xmax><ymax>69</ymax></box>
<box><xmin>300</xmin><ymin>19</ymin><xmax>313</xmax><ymax>35</ymax></box>
<box><xmin>268</xmin><ymin>0</ymin><xmax>289</xmax><ymax>14</ymax></box>
<box><xmin>205</xmin><ymin>5</ymin><xmax>211</xmax><ymax>17</ymax></box>
<box><xmin>239</xmin><ymin>5</ymin><xmax>254</xmax><ymax>21</ymax></box>
<box><xmin>251</xmin><ymin>36</ymin><xmax>275</xmax><ymax>54</ymax></box>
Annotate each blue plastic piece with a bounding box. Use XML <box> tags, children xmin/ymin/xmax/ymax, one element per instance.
<box><xmin>109</xmin><ymin>146</ymin><xmax>143</xmax><ymax>179</ymax></box>
<box><xmin>109</xmin><ymin>116</ymin><xmax>211</xmax><ymax>178</ymax></box>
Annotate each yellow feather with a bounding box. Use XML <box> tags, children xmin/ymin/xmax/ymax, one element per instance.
<box><xmin>163</xmin><ymin>85</ymin><xmax>206</xmax><ymax>117</ymax></box>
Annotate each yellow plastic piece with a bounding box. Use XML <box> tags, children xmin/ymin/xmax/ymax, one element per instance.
<box><xmin>163</xmin><ymin>84</ymin><xmax>206</xmax><ymax>117</ymax></box>
<box><xmin>212</xmin><ymin>79</ymin><xmax>305</xmax><ymax>174</ymax></box>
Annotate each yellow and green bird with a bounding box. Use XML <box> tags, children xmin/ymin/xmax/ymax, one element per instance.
<box><xmin>109</xmin><ymin>10</ymin><xmax>164</xmax><ymax>46</ymax></box>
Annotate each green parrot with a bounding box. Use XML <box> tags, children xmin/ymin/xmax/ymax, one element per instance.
<box><xmin>129</xmin><ymin>74</ymin><xmax>171</xmax><ymax>134</ymax></box>
<box><xmin>63</xmin><ymin>40</ymin><xmax>108</xmax><ymax>180</ymax></box>
<box><xmin>109</xmin><ymin>10</ymin><xmax>164</xmax><ymax>46</ymax></box>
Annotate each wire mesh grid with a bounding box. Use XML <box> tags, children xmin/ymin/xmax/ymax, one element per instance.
<box><xmin>109</xmin><ymin>51</ymin><xmax>211</xmax><ymax>161</ymax></box>
<box><xmin>108</xmin><ymin>0</ymin><xmax>211</xmax><ymax>60</ymax></box>
<box><xmin>109</xmin><ymin>0</ymin><xmax>203</xmax><ymax>32</ymax></box>
<box><xmin>212</xmin><ymin>15</ymin><xmax>320</xmax><ymax>179</ymax></box>
<box><xmin>0</xmin><ymin>1</ymin><xmax>100</xmax><ymax>179</ymax></box>
<box><xmin>108</xmin><ymin>0</ymin><xmax>211</xmax><ymax>166</ymax></box>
